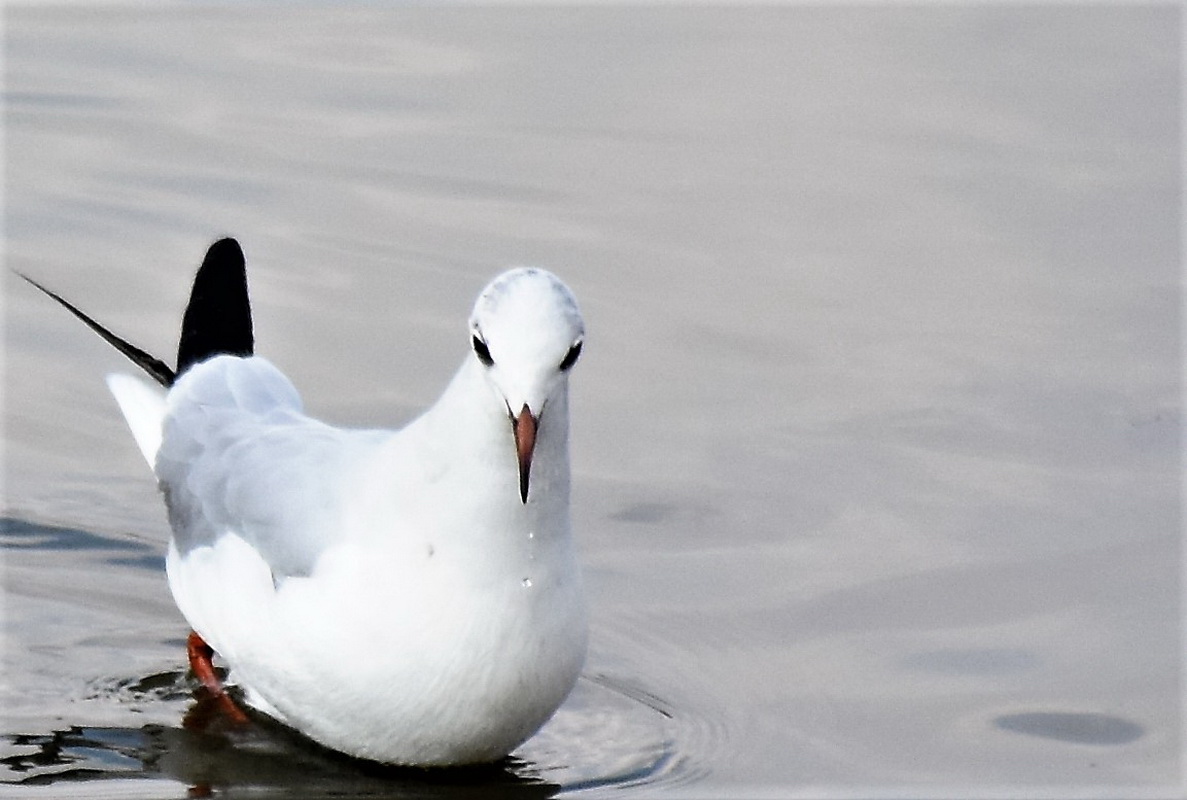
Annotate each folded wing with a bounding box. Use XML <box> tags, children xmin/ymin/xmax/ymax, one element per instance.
<box><xmin>152</xmin><ymin>355</ymin><xmax>386</xmax><ymax>580</ymax></box>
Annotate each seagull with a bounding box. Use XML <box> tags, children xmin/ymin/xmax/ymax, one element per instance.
<box><xmin>22</xmin><ymin>238</ymin><xmax>589</xmax><ymax>766</ymax></box>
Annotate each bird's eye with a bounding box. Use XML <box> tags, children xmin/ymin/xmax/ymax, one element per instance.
<box><xmin>558</xmin><ymin>340</ymin><xmax>583</xmax><ymax>372</ymax></box>
<box><xmin>472</xmin><ymin>335</ymin><xmax>494</xmax><ymax>367</ymax></box>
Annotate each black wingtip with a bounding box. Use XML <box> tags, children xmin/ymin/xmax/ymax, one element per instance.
<box><xmin>17</xmin><ymin>271</ymin><xmax>177</xmax><ymax>387</ymax></box>
<box><xmin>176</xmin><ymin>237</ymin><xmax>254</xmax><ymax>376</ymax></box>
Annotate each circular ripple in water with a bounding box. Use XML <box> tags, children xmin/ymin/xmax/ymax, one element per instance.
<box><xmin>520</xmin><ymin>672</ymin><xmax>705</xmax><ymax>792</ymax></box>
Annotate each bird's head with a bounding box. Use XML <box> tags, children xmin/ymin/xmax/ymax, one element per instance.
<box><xmin>468</xmin><ymin>268</ymin><xmax>584</xmax><ymax>504</ymax></box>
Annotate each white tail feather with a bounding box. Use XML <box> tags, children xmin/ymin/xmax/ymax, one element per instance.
<box><xmin>106</xmin><ymin>373</ymin><xmax>167</xmax><ymax>468</ymax></box>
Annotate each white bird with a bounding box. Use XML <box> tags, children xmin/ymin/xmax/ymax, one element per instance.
<box><xmin>23</xmin><ymin>239</ymin><xmax>588</xmax><ymax>766</ymax></box>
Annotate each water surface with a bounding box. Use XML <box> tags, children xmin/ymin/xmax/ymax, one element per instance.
<box><xmin>3</xmin><ymin>5</ymin><xmax>1181</xmax><ymax>798</ymax></box>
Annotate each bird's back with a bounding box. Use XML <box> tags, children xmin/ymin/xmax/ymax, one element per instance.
<box><xmin>156</xmin><ymin>354</ymin><xmax>388</xmax><ymax>582</ymax></box>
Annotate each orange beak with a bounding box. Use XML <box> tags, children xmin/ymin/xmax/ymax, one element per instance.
<box><xmin>512</xmin><ymin>404</ymin><xmax>538</xmax><ymax>504</ymax></box>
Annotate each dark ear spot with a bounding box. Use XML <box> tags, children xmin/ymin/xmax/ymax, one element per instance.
<box><xmin>472</xmin><ymin>334</ymin><xmax>494</xmax><ymax>367</ymax></box>
<box><xmin>559</xmin><ymin>340</ymin><xmax>582</xmax><ymax>372</ymax></box>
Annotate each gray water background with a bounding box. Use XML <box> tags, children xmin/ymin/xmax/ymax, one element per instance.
<box><xmin>2</xmin><ymin>4</ymin><xmax>1181</xmax><ymax>797</ymax></box>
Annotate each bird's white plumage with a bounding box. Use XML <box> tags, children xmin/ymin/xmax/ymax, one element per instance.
<box><xmin>109</xmin><ymin>267</ymin><xmax>588</xmax><ymax>765</ymax></box>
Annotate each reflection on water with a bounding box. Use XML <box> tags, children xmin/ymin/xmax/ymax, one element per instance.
<box><xmin>1</xmin><ymin>516</ymin><xmax>161</xmax><ymax>565</ymax></box>
<box><xmin>3</xmin><ymin>723</ymin><xmax>561</xmax><ymax>799</ymax></box>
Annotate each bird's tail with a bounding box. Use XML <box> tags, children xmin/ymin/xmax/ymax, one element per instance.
<box><xmin>20</xmin><ymin>237</ymin><xmax>256</xmax><ymax>467</ymax></box>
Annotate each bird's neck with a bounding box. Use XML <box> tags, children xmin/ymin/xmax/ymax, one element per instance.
<box><xmin>421</xmin><ymin>358</ymin><xmax>572</xmax><ymax>526</ymax></box>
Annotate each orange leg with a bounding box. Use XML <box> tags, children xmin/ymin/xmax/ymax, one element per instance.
<box><xmin>186</xmin><ymin>630</ymin><xmax>250</xmax><ymax>726</ymax></box>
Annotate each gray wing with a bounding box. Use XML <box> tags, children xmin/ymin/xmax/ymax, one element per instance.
<box><xmin>156</xmin><ymin>355</ymin><xmax>388</xmax><ymax>579</ymax></box>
